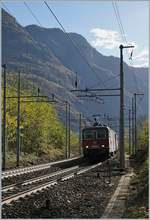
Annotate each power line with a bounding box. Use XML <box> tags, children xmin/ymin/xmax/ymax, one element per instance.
<box><xmin>112</xmin><ymin>1</ymin><xmax>143</xmax><ymax>111</ymax></box>
<box><xmin>24</xmin><ymin>2</ymin><xmax>42</xmax><ymax>26</ymax></box>
<box><xmin>44</xmin><ymin>1</ymin><xmax>108</xmax><ymax>89</ymax></box>
<box><xmin>115</xmin><ymin>1</ymin><xmax>141</xmax><ymax>94</ymax></box>
<box><xmin>1</xmin><ymin>2</ymin><xmax>12</xmax><ymax>15</ymax></box>
<box><xmin>24</xmin><ymin>1</ymin><xmax>106</xmax><ymax>107</ymax></box>
<box><xmin>87</xmin><ymin>1</ymin><xmax>128</xmax><ymax>89</ymax></box>
<box><xmin>89</xmin><ymin>73</ymin><xmax>120</xmax><ymax>89</ymax></box>
<box><xmin>112</xmin><ymin>1</ymin><xmax>128</xmax><ymax>45</ymax></box>
<box><xmin>4</xmin><ymin>1</ymin><xmax>145</xmax><ymax>115</ymax></box>
<box><xmin>23</xmin><ymin>1</ymin><xmax>108</xmax><ymax>89</ymax></box>
<box><xmin>128</xmin><ymin>60</ymin><xmax>141</xmax><ymax>93</ymax></box>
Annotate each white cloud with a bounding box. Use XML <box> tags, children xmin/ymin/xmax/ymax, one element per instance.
<box><xmin>90</xmin><ymin>28</ymin><xmax>148</xmax><ymax>67</ymax></box>
<box><xmin>90</xmin><ymin>27</ymin><xmax>137</xmax><ymax>50</ymax></box>
<box><xmin>90</xmin><ymin>27</ymin><xmax>148</xmax><ymax>67</ymax></box>
<box><xmin>90</xmin><ymin>28</ymin><xmax>121</xmax><ymax>49</ymax></box>
<box><xmin>135</xmin><ymin>49</ymin><xmax>148</xmax><ymax>61</ymax></box>
<box><xmin>133</xmin><ymin>49</ymin><xmax>149</xmax><ymax>67</ymax></box>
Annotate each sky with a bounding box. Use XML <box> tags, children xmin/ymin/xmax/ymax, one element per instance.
<box><xmin>1</xmin><ymin>0</ymin><xmax>149</xmax><ymax>67</ymax></box>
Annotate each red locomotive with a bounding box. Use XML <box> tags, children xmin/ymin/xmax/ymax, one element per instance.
<box><xmin>82</xmin><ymin>125</ymin><xmax>118</xmax><ymax>159</ymax></box>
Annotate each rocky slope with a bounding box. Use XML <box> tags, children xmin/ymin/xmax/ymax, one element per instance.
<box><xmin>2</xmin><ymin>9</ymin><xmax>148</xmax><ymax>130</ymax></box>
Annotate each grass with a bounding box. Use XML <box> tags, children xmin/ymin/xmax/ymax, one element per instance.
<box><xmin>124</xmin><ymin>152</ymin><xmax>148</xmax><ymax>218</ymax></box>
<box><xmin>5</xmin><ymin>143</ymin><xmax>80</xmax><ymax>169</ymax></box>
<box><xmin>5</xmin><ymin>150</ymin><xmax>65</xmax><ymax>169</ymax></box>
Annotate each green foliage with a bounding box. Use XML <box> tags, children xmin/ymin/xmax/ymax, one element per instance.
<box><xmin>126</xmin><ymin>206</ymin><xmax>148</xmax><ymax>218</ymax></box>
<box><xmin>124</xmin><ymin>120</ymin><xmax>148</xmax><ymax>218</ymax></box>
<box><xmin>125</xmin><ymin>119</ymin><xmax>148</xmax><ymax>155</ymax></box>
<box><xmin>2</xmin><ymin>74</ymin><xmax>78</xmax><ymax>167</ymax></box>
<box><xmin>137</xmin><ymin>120</ymin><xmax>148</xmax><ymax>152</ymax></box>
<box><xmin>124</xmin><ymin>128</ymin><xmax>130</xmax><ymax>154</ymax></box>
<box><xmin>124</xmin><ymin>158</ymin><xmax>148</xmax><ymax>218</ymax></box>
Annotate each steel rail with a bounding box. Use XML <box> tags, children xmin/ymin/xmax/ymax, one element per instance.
<box><xmin>2</xmin><ymin>166</ymin><xmax>79</xmax><ymax>192</ymax></box>
<box><xmin>2</xmin><ymin>161</ymin><xmax>102</xmax><ymax>205</ymax></box>
<box><xmin>2</xmin><ymin>156</ymin><xmax>82</xmax><ymax>179</ymax></box>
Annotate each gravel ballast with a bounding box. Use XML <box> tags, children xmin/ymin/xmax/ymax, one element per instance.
<box><xmin>2</xmin><ymin>166</ymin><xmax>61</xmax><ymax>187</ymax></box>
<box><xmin>2</xmin><ymin>159</ymin><xmax>121</xmax><ymax>218</ymax></box>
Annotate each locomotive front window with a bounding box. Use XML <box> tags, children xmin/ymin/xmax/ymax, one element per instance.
<box><xmin>96</xmin><ymin>129</ymin><xmax>107</xmax><ymax>139</ymax></box>
<box><xmin>83</xmin><ymin>130</ymin><xmax>95</xmax><ymax>140</ymax></box>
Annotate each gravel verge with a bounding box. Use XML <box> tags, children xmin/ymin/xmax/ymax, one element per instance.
<box><xmin>2</xmin><ymin>159</ymin><xmax>121</xmax><ymax>218</ymax></box>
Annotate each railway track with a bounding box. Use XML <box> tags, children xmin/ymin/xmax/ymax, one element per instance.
<box><xmin>2</xmin><ymin>161</ymin><xmax>102</xmax><ymax>205</ymax></box>
<box><xmin>2</xmin><ymin>166</ymin><xmax>79</xmax><ymax>194</ymax></box>
<box><xmin>2</xmin><ymin>156</ymin><xmax>82</xmax><ymax>179</ymax></box>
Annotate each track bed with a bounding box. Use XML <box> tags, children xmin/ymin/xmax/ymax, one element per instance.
<box><xmin>2</xmin><ymin>158</ymin><xmax>122</xmax><ymax>218</ymax></box>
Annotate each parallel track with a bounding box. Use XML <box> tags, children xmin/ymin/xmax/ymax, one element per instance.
<box><xmin>2</xmin><ymin>166</ymin><xmax>79</xmax><ymax>193</ymax></box>
<box><xmin>2</xmin><ymin>156</ymin><xmax>82</xmax><ymax>179</ymax></box>
<box><xmin>2</xmin><ymin>161</ymin><xmax>102</xmax><ymax>205</ymax></box>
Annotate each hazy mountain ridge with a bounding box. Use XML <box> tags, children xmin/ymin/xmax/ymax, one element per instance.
<box><xmin>2</xmin><ymin>10</ymin><xmax>75</xmax><ymax>89</ymax></box>
<box><xmin>2</xmin><ymin>9</ymin><xmax>148</xmax><ymax>127</ymax></box>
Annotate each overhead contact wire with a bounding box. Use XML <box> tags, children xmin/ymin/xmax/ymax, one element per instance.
<box><xmin>44</xmin><ymin>1</ymin><xmax>107</xmax><ymax>89</ymax></box>
<box><xmin>115</xmin><ymin>1</ymin><xmax>141</xmax><ymax>94</ymax></box>
<box><xmin>112</xmin><ymin>0</ymin><xmax>144</xmax><ymax>116</ymax></box>
<box><xmin>24</xmin><ymin>2</ymin><xmax>42</xmax><ymax>27</ymax></box>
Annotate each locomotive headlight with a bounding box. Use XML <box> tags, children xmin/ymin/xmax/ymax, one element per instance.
<box><xmin>86</xmin><ymin>146</ymin><xmax>89</xmax><ymax>149</ymax></box>
<box><xmin>101</xmin><ymin>145</ymin><xmax>105</xmax><ymax>148</ymax></box>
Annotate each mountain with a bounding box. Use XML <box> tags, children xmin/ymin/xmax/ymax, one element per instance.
<box><xmin>2</xmin><ymin>10</ymin><xmax>75</xmax><ymax>88</ymax></box>
<box><xmin>2</xmin><ymin>9</ymin><xmax>148</xmax><ymax>131</ymax></box>
<box><xmin>25</xmin><ymin>25</ymin><xmax>117</xmax><ymax>88</ymax></box>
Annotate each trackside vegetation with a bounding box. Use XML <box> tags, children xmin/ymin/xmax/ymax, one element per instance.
<box><xmin>124</xmin><ymin>120</ymin><xmax>148</xmax><ymax>218</ymax></box>
<box><xmin>2</xmin><ymin>74</ymin><xmax>78</xmax><ymax>168</ymax></box>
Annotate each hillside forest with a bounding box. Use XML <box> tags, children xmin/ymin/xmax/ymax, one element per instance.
<box><xmin>2</xmin><ymin>73</ymin><xmax>79</xmax><ymax>168</ymax></box>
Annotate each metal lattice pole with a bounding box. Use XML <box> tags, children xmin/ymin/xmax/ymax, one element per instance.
<box><xmin>2</xmin><ymin>64</ymin><xmax>6</xmax><ymax>170</ymax></box>
<box><xmin>79</xmin><ymin>113</ymin><xmax>82</xmax><ymax>155</ymax></box>
<box><xmin>68</xmin><ymin>102</ymin><xmax>71</xmax><ymax>158</ymax></box>
<box><xmin>119</xmin><ymin>45</ymin><xmax>125</xmax><ymax>169</ymax></box>
<box><xmin>119</xmin><ymin>44</ymin><xmax>134</xmax><ymax>169</ymax></box>
<box><xmin>132</xmin><ymin>97</ymin><xmax>135</xmax><ymax>155</ymax></box>
<box><xmin>128</xmin><ymin>109</ymin><xmax>131</xmax><ymax>155</ymax></box>
<box><xmin>65</xmin><ymin>101</ymin><xmax>68</xmax><ymax>159</ymax></box>
<box><xmin>16</xmin><ymin>71</ymin><xmax>21</xmax><ymax>167</ymax></box>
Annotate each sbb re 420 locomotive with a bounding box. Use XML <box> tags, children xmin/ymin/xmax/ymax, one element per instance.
<box><xmin>82</xmin><ymin>125</ymin><xmax>118</xmax><ymax>159</ymax></box>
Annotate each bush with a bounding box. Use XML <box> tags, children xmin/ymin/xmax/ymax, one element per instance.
<box><xmin>2</xmin><ymin>76</ymin><xmax>78</xmax><ymax>168</ymax></box>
